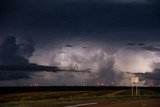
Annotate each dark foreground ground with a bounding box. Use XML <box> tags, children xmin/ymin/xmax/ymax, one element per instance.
<box><xmin>84</xmin><ymin>99</ymin><xmax>160</xmax><ymax>107</ymax></box>
<box><xmin>0</xmin><ymin>86</ymin><xmax>160</xmax><ymax>107</ymax></box>
<box><xmin>0</xmin><ymin>86</ymin><xmax>160</xmax><ymax>94</ymax></box>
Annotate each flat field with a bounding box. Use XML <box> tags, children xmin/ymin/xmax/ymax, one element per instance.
<box><xmin>0</xmin><ymin>86</ymin><xmax>160</xmax><ymax>107</ymax></box>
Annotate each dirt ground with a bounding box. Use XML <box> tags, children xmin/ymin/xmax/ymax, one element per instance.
<box><xmin>84</xmin><ymin>99</ymin><xmax>160</xmax><ymax>107</ymax></box>
<box><xmin>3</xmin><ymin>99</ymin><xmax>159</xmax><ymax>107</ymax></box>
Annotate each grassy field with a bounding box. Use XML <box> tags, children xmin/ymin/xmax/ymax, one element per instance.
<box><xmin>0</xmin><ymin>87</ymin><xmax>160</xmax><ymax>107</ymax></box>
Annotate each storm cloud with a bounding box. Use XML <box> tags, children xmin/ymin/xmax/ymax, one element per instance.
<box><xmin>0</xmin><ymin>36</ymin><xmax>92</xmax><ymax>80</ymax></box>
<box><xmin>143</xmin><ymin>46</ymin><xmax>160</xmax><ymax>52</ymax></box>
<box><xmin>133</xmin><ymin>68</ymin><xmax>160</xmax><ymax>84</ymax></box>
<box><xmin>0</xmin><ymin>0</ymin><xmax>160</xmax><ymax>85</ymax></box>
<box><xmin>0</xmin><ymin>36</ymin><xmax>29</xmax><ymax>65</ymax></box>
<box><xmin>0</xmin><ymin>36</ymin><xmax>63</xmax><ymax>80</ymax></box>
<box><xmin>0</xmin><ymin>0</ymin><xmax>160</xmax><ymax>43</ymax></box>
<box><xmin>29</xmin><ymin>43</ymin><xmax>123</xmax><ymax>86</ymax></box>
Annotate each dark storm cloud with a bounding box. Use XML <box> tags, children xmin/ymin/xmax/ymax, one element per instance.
<box><xmin>18</xmin><ymin>41</ymin><xmax>35</xmax><ymax>59</ymax></box>
<box><xmin>127</xmin><ymin>42</ymin><xmax>160</xmax><ymax>52</ymax></box>
<box><xmin>0</xmin><ymin>70</ymin><xmax>31</xmax><ymax>80</ymax></box>
<box><xmin>82</xmin><ymin>47</ymin><xmax>87</xmax><ymax>49</ymax></box>
<box><xmin>65</xmin><ymin>45</ymin><xmax>73</xmax><ymax>47</ymax></box>
<box><xmin>147</xmin><ymin>0</ymin><xmax>160</xmax><ymax>4</ymax></box>
<box><xmin>0</xmin><ymin>0</ymin><xmax>160</xmax><ymax>85</ymax></box>
<box><xmin>143</xmin><ymin>46</ymin><xmax>160</xmax><ymax>51</ymax></box>
<box><xmin>0</xmin><ymin>36</ymin><xmax>29</xmax><ymax>65</ymax></box>
<box><xmin>0</xmin><ymin>36</ymin><xmax>91</xmax><ymax>80</ymax></box>
<box><xmin>67</xmin><ymin>68</ymin><xmax>92</xmax><ymax>73</ymax></box>
<box><xmin>127</xmin><ymin>43</ymin><xmax>146</xmax><ymax>46</ymax></box>
<box><xmin>0</xmin><ymin>0</ymin><xmax>160</xmax><ymax>43</ymax></box>
<box><xmin>0</xmin><ymin>64</ymin><xmax>60</xmax><ymax>72</ymax></box>
<box><xmin>138</xmin><ymin>43</ymin><xmax>145</xmax><ymax>46</ymax></box>
<box><xmin>127</xmin><ymin>43</ymin><xmax>136</xmax><ymax>46</ymax></box>
<box><xmin>0</xmin><ymin>36</ymin><xmax>87</xmax><ymax>80</ymax></box>
<box><xmin>126</xmin><ymin>42</ymin><xmax>160</xmax><ymax>52</ymax></box>
<box><xmin>134</xmin><ymin>68</ymin><xmax>160</xmax><ymax>83</ymax></box>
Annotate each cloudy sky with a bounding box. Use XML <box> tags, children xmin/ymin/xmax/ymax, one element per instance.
<box><xmin>0</xmin><ymin>0</ymin><xmax>160</xmax><ymax>86</ymax></box>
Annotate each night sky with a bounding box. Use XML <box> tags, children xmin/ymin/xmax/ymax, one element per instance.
<box><xmin>0</xmin><ymin>0</ymin><xmax>160</xmax><ymax>86</ymax></box>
